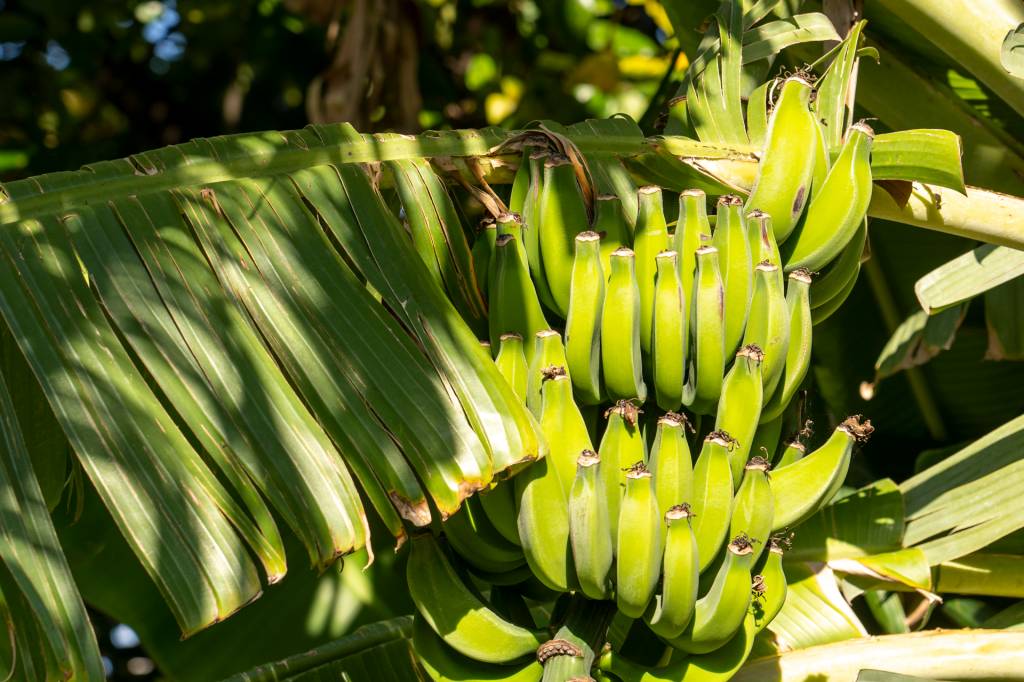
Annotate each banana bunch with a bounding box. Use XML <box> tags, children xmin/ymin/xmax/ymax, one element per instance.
<box><xmin>411</xmin><ymin>72</ymin><xmax>880</xmax><ymax>681</ymax></box>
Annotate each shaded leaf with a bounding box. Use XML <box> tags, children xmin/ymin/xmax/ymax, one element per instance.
<box><xmin>871</xmin><ymin>305</ymin><xmax>967</xmax><ymax>384</ymax></box>
<box><xmin>935</xmin><ymin>553</ymin><xmax>1024</xmax><ymax>597</ymax></box>
<box><xmin>787</xmin><ymin>479</ymin><xmax>904</xmax><ymax>563</ymax></box>
<box><xmin>0</xmin><ymin>367</ymin><xmax>104</xmax><ymax>680</ymax></box>
<box><xmin>870</xmin><ymin>130</ymin><xmax>966</xmax><ymax>194</ymax></box>
<box><xmin>984</xmin><ymin>273</ymin><xmax>1024</xmax><ymax>359</ymax></box>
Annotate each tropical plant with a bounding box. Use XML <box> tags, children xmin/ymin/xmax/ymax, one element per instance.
<box><xmin>2</xmin><ymin>1</ymin><xmax>1024</xmax><ymax>681</ymax></box>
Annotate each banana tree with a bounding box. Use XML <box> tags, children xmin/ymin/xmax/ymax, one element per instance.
<box><xmin>3</xmin><ymin>1</ymin><xmax>1024</xmax><ymax>681</ymax></box>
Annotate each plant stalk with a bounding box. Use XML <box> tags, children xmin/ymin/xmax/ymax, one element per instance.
<box><xmin>540</xmin><ymin>595</ymin><xmax>617</xmax><ymax>681</ymax></box>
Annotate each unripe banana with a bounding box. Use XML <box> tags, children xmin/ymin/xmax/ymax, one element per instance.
<box><xmin>743</xmin><ymin>261</ymin><xmax>790</xmax><ymax>400</ymax></box>
<box><xmin>602</xmin><ymin>247</ymin><xmax>648</xmax><ymax>402</ymax></box>
<box><xmin>540</xmin><ymin>155</ymin><xmax>589</xmax><ymax>317</ymax></box>
<box><xmin>495</xmin><ymin>211</ymin><xmax>530</xmax><ymax>279</ymax></box>
<box><xmin>616</xmin><ymin>462</ymin><xmax>665</xmax><ymax>619</ymax></box>
<box><xmin>782</xmin><ymin>122</ymin><xmax>875</xmax><ymax>273</ymax></box>
<box><xmin>539</xmin><ymin>366</ymin><xmax>594</xmax><ymax>498</ymax></box>
<box><xmin>594</xmin><ymin>193</ymin><xmax>631</xmax><ymax>275</ymax></box>
<box><xmin>489</xmin><ymin>233</ymin><xmax>549</xmax><ymax>357</ymax></box>
<box><xmin>670</xmin><ymin>535</ymin><xmax>757</xmax><ymax>653</ymax></box>
<box><xmin>714</xmin><ymin>344</ymin><xmax>765</xmax><ymax>487</ymax></box>
<box><xmin>649</xmin><ymin>412</ymin><xmax>694</xmax><ymax>518</ymax></box>
<box><xmin>746</xmin><ymin>210</ymin><xmax>781</xmax><ymax>272</ymax></box>
<box><xmin>471</xmin><ymin>220</ymin><xmax>497</xmax><ymax>299</ymax></box>
<box><xmin>750</xmin><ymin>413</ymin><xmax>783</xmax><ymax>466</ymax></box>
<box><xmin>509</xmin><ymin>150</ymin><xmax>532</xmax><ymax>215</ymax></box>
<box><xmin>634</xmin><ymin>186</ymin><xmax>670</xmax><ymax>355</ymax></box>
<box><xmin>527</xmin><ymin>329</ymin><xmax>569</xmax><ymax>416</ymax></box>
<box><xmin>569</xmin><ymin>450</ymin><xmax>614</xmax><ymax>600</ymax></box>
<box><xmin>478</xmin><ymin>480</ymin><xmax>521</xmax><ymax>547</ymax></box>
<box><xmin>521</xmin><ymin>152</ymin><xmax>560</xmax><ymax>313</ymax></box>
<box><xmin>495</xmin><ymin>332</ymin><xmax>528</xmax><ymax>402</ymax></box>
<box><xmin>774</xmin><ymin>438</ymin><xmax>806</xmax><ymax>468</ymax></box>
<box><xmin>674</xmin><ymin>189</ymin><xmax>713</xmax><ymax>302</ymax></box>
<box><xmin>770</xmin><ymin>416</ymin><xmax>873</xmax><ymax>530</ymax></box>
<box><xmin>685</xmin><ymin>246</ymin><xmax>725</xmax><ymax>414</ymax></box>
<box><xmin>751</xmin><ymin>536</ymin><xmax>788</xmax><ymax>632</ymax></box>
<box><xmin>408</xmin><ymin>533</ymin><xmax>545</xmax><ymax>664</ymax></box>
<box><xmin>728</xmin><ymin>457</ymin><xmax>774</xmax><ymax>563</ymax></box>
<box><xmin>565</xmin><ymin>231</ymin><xmax>605</xmax><ymax>405</ymax></box>
<box><xmin>810</xmin><ymin>219</ymin><xmax>866</xmax><ymax>310</ymax></box>
<box><xmin>811</xmin><ymin>261</ymin><xmax>859</xmax><ymax>326</ymax></box>
<box><xmin>646</xmin><ymin>504</ymin><xmax>700</xmax><ymax>639</ymax></box>
<box><xmin>761</xmin><ymin>269</ymin><xmax>813</xmax><ymax>422</ymax></box>
<box><xmin>691</xmin><ymin>431</ymin><xmax>735</xmax><ymax>572</ymax></box>
<box><xmin>600</xmin><ymin>400</ymin><xmax>647</xmax><ymax>544</ymax></box>
<box><xmin>444</xmin><ymin>496</ymin><xmax>526</xmax><ymax>573</ymax></box>
<box><xmin>413</xmin><ymin>615</ymin><xmax>544</xmax><ymax>682</ymax></box>
<box><xmin>713</xmin><ymin>196</ymin><xmax>753</xmax><ymax>358</ymax></box>
<box><xmin>514</xmin><ymin>452</ymin><xmax>573</xmax><ymax>592</ymax></box>
<box><xmin>745</xmin><ymin>75</ymin><xmax>819</xmax><ymax>243</ymax></box>
<box><xmin>652</xmin><ymin>250</ymin><xmax>687</xmax><ymax>411</ymax></box>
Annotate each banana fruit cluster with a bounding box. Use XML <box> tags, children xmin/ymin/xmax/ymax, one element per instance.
<box><xmin>411</xmin><ymin>74</ymin><xmax>877</xmax><ymax>681</ymax></box>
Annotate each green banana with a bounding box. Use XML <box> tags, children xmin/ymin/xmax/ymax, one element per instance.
<box><xmin>495</xmin><ymin>332</ymin><xmax>528</xmax><ymax>402</ymax></box>
<box><xmin>444</xmin><ymin>495</ymin><xmax>526</xmax><ymax>573</ymax></box>
<box><xmin>691</xmin><ymin>431</ymin><xmax>735</xmax><ymax>572</ymax></box>
<box><xmin>742</xmin><ymin>261</ymin><xmax>790</xmax><ymax>400</ymax></box>
<box><xmin>774</xmin><ymin>438</ymin><xmax>806</xmax><ymax>469</ymax></box>
<box><xmin>674</xmin><ymin>189</ymin><xmax>712</xmax><ymax>302</ymax></box>
<box><xmin>565</xmin><ymin>230</ymin><xmax>605</xmax><ymax>405</ymax></box>
<box><xmin>521</xmin><ymin>152</ymin><xmax>559</xmax><ymax>313</ymax></box>
<box><xmin>495</xmin><ymin>211</ymin><xmax>530</xmax><ymax>277</ymax></box>
<box><xmin>489</xmin><ymin>233</ymin><xmax>549</xmax><ymax>357</ymax></box>
<box><xmin>746</xmin><ymin>209</ymin><xmax>781</xmax><ymax>272</ymax></box>
<box><xmin>760</xmin><ymin>269</ymin><xmax>813</xmax><ymax>423</ymax></box>
<box><xmin>749</xmin><ymin>414</ymin><xmax>783</xmax><ymax>465</ymax></box>
<box><xmin>811</xmin><ymin>260</ymin><xmax>860</xmax><ymax>326</ymax></box>
<box><xmin>713</xmin><ymin>196</ymin><xmax>752</xmax><ymax>358</ymax></box>
<box><xmin>594</xmin><ymin>193</ymin><xmax>631</xmax><ymax>275</ymax></box>
<box><xmin>770</xmin><ymin>416</ymin><xmax>873</xmax><ymax>530</ymax></box>
<box><xmin>670</xmin><ymin>535</ymin><xmax>756</xmax><ymax>653</ymax></box>
<box><xmin>526</xmin><ymin>329</ymin><xmax>569</xmax><ymax>416</ymax></box>
<box><xmin>413</xmin><ymin>615</ymin><xmax>544</xmax><ymax>682</ymax></box>
<box><xmin>509</xmin><ymin>150</ymin><xmax>532</xmax><ymax>215</ymax></box>
<box><xmin>646</xmin><ymin>504</ymin><xmax>699</xmax><ymax>639</ymax></box>
<box><xmin>471</xmin><ymin>219</ymin><xmax>497</xmax><ymax>299</ymax></box>
<box><xmin>648</xmin><ymin>412</ymin><xmax>694</xmax><ymax>518</ymax></box>
<box><xmin>478</xmin><ymin>480</ymin><xmax>521</xmax><ymax>547</ymax></box>
<box><xmin>514</xmin><ymin>451</ymin><xmax>573</xmax><ymax>592</ymax></box>
<box><xmin>634</xmin><ymin>185</ymin><xmax>670</xmax><ymax>355</ymax></box>
<box><xmin>728</xmin><ymin>457</ymin><xmax>774</xmax><ymax>563</ymax></box>
<box><xmin>685</xmin><ymin>246</ymin><xmax>725</xmax><ymax>414</ymax></box>
<box><xmin>751</xmin><ymin>536</ymin><xmax>788</xmax><ymax>633</ymax></box>
<box><xmin>602</xmin><ymin>247</ymin><xmax>648</xmax><ymax>402</ymax></box>
<box><xmin>745</xmin><ymin>75</ymin><xmax>819</xmax><ymax>243</ymax></box>
<box><xmin>540</xmin><ymin>155</ymin><xmax>589</xmax><ymax>317</ymax></box>
<box><xmin>616</xmin><ymin>462</ymin><xmax>665</xmax><ymax>619</ymax></box>
<box><xmin>539</xmin><ymin>366</ymin><xmax>594</xmax><ymax>498</ymax></box>
<box><xmin>569</xmin><ymin>450</ymin><xmax>614</xmax><ymax>600</ymax></box>
<box><xmin>600</xmin><ymin>613</ymin><xmax>758</xmax><ymax>681</ymax></box>
<box><xmin>408</xmin><ymin>533</ymin><xmax>545</xmax><ymax>664</ymax></box>
<box><xmin>782</xmin><ymin>122</ymin><xmax>875</xmax><ymax>272</ymax></box>
<box><xmin>652</xmin><ymin>250</ymin><xmax>687</xmax><ymax>411</ymax></box>
<box><xmin>714</xmin><ymin>344</ymin><xmax>764</xmax><ymax>487</ymax></box>
<box><xmin>810</xmin><ymin>219</ymin><xmax>866</xmax><ymax>310</ymax></box>
<box><xmin>600</xmin><ymin>400</ymin><xmax>647</xmax><ymax>544</ymax></box>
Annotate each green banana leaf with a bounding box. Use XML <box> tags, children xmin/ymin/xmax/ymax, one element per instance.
<box><xmin>736</xmin><ymin>630</ymin><xmax>1024</xmax><ymax>682</ymax></box>
<box><xmin>766</xmin><ymin>563</ymin><xmax>867</xmax><ymax>651</ymax></box>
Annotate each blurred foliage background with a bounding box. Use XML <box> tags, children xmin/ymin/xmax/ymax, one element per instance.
<box><xmin>3</xmin><ymin>0</ymin><xmax>1024</xmax><ymax>679</ymax></box>
<box><xmin>0</xmin><ymin>0</ymin><xmax>687</xmax><ymax>181</ymax></box>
